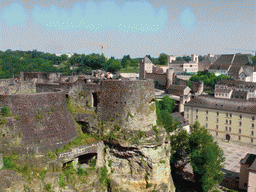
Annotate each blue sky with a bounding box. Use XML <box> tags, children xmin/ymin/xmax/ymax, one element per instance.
<box><xmin>0</xmin><ymin>0</ymin><xmax>255</xmax><ymax>59</ymax></box>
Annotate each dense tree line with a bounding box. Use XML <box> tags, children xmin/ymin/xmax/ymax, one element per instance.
<box><xmin>0</xmin><ymin>49</ymin><xmax>123</xmax><ymax>78</ymax></box>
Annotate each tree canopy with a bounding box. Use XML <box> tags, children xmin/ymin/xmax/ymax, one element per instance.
<box><xmin>189</xmin><ymin>121</ymin><xmax>225</xmax><ymax>192</ymax></box>
<box><xmin>189</xmin><ymin>71</ymin><xmax>231</xmax><ymax>89</ymax></box>
<box><xmin>155</xmin><ymin>96</ymin><xmax>178</xmax><ymax>133</ymax></box>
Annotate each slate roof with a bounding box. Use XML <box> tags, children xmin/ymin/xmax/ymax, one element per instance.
<box><xmin>171</xmin><ymin>112</ymin><xmax>189</xmax><ymax>126</ymax></box>
<box><xmin>198</xmin><ymin>55</ymin><xmax>220</xmax><ymax>71</ymax></box>
<box><xmin>141</xmin><ymin>56</ymin><xmax>152</xmax><ymax>64</ymax></box>
<box><xmin>170</xmin><ymin>59</ymin><xmax>186</xmax><ymax>64</ymax></box>
<box><xmin>216</xmin><ymin>79</ymin><xmax>256</xmax><ymax>89</ymax></box>
<box><xmin>240</xmin><ymin>153</ymin><xmax>256</xmax><ymax>171</ymax></box>
<box><xmin>209</xmin><ymin>54</ymin><xmax>234</xmax><ymax>70</ymax></box>
<box><xmin>184</xmin><ymin>96</ymin><xmax>256</xmax><ymax>114</ymax></box>
<box><xmin>231</xmin><ymin>90</ymin><xmax>248</xmax><ymax>100</ymax></box>
<box><xmin>215</xmin><ymin>88</ymin><xmax>232</xmax><ymax>94</ymax></box>
<box><xmin>232</xmin><ymin>54</ymin><xmax>253</xmax><ymax>66</ymax></box>
<box><xmin>167</xmin><ymin>84</ymin><xmax>188</xmax><ymax>90</ymax></box>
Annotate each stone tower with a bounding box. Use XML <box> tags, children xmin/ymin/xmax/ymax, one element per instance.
<box><xmin>139</xmin><ymin>56</ymin><xmax>153</xmax><ymax>80</ymax></box>
<box><xmin>166</xmin><ymin>68</ymin><xmax>174</xmax><ymax>88</ymax></box>
<box><xmin>191</xmin><ymin>54</ymin><xmax>199</xmax><ymax>63</ymax></box>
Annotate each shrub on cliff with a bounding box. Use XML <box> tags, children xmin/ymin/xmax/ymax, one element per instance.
<box><xmin>1</xmin><ymin>106</ymin><xmax>9</xmax><ymax>116</ymax></box>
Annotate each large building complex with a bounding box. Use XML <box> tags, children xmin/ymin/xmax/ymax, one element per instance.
<box><xmin>209</xmin><ymin>53</ymin><xmax>255</xmax><ymax>82</ymax></box>
<box><xmin>184</xmin><ymin>96</ymin><xmax>256</xmax><ymax>145</ymax></box>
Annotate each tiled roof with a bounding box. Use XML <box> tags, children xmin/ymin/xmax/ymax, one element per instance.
<box><xmin>216</xmin><ymin>79</ymin><xmax>256</xmax><ymax>89</ymax></box>
<box><xmin>249</xmin><ymin>158</ymin><xmax>256</xmax><ymax>171</ymax></box>
<box><xmin>228</xmin><ymin>66</ymin><xmax>242</xmax><ymax>79</ymax></box>
<box><xmin>241</xmin><ymin>154</ymin><xmax>256</xmax><ymax>171</ymax></box>
<box><xmin>184</xmin><ymin>96</ymin><xmax>256</xmax><ymax>114</ymax></box>
<box><xmin>232</xmin><ymin>54</ymin><xmax>253</xmax><ymax>66</ymax></box>
<box><xmin>171</xmin><ymin>112</ymin><xmax>189</xmax><ymax>126</ymax></box>
<box><xmin>231</xmin><ymin>90</ymin><xmax>248</xmax><ymax>100</ymax></box>
<box><xmin>167</xmin><ymin>84</ymin><xmax>187</xmax><ymax>90</ymax></box>
<box><xmin>143</xmin><ymin>56</ymin><xmax>152</xmax><ymax>63</ymax></box>
<box><xmin>209</xmin><ymin>54</ymin><xmax>234</xmax><ymax>70</ymax></box>
<box><xmin>215</xmin><ymin>88</ymin><xmax>232</xmax><ymax>94</ymax></box>
<box><xmin>241</xmin><ymin>66</ymin><xmax>254</xmax><ymax>77</ymax></box>
<box><xmin>170</xmin><ymin>59</ymin><xmax>186</xmax><ymax>64</ymax></box>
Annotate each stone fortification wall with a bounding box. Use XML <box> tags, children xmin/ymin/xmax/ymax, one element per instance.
<box><xmin>0</xmin><ymin>91</ymin><xmax>77</xmax><ymax>154</ymax></box>
<box><xmin>98</xmin><ymin>79</ymin><xmax>156</xmax><ymax>131</ymax></box>
<box><xmin>176</xmin><ymin>77</ymin><xmax>203</xmax><ymax>95</ymax></box>
<box><xmin>145</xmin><ymin>73</ymin><xmax>167</xmax><ymax>87</ymax></box>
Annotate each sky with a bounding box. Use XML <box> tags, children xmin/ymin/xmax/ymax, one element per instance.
<box><xmin>0</xmin><ymin>0</ymin><xmax>255</xmax><ymax>59</ymax></box>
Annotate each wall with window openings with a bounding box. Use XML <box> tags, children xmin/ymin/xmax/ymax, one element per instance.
<box><xmin>184</xmin><ymin>106</ymin><xmax>256</xmax><ymax>144</ymax></box>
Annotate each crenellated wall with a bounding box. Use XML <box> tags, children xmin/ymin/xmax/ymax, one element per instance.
<box><xmin>0</xmin><ymin>90</ymin><xmax>77</xmax><ymax>154</ymax></box>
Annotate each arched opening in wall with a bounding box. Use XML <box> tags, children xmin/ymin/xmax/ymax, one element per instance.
<box><xmin>66</xmin><ymin>94</ymin><xmax>69</xmax><ymax>99</ymax></box>
<box><xmin>92</xmin><ymin>92</ymin><xmax>98</xmax><ymax>107</ymax></box>
<box><xmin>77</xmin><ymin>121</ymin><xmax>90</xmax><ymax>133</ymax></box>
<box><xmin>226</xmin><ymin>134</ymin><xmax>231</xmax><ymax>141</ymax></box>
<box><xmin>78</xmin><ymin>153</ymin><xmax>97</xmax><ymax>167</ymax></box>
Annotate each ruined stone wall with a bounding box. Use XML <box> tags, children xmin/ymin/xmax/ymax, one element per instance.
<box><xmin>0</xmin><ymin>91</ymin><xmax>77</xmax><ymax>154</ymax></box>
<box><xmin>145</xmin><ymin>73</ymin><xmax>167</xmax><ymax>87</ymax></box>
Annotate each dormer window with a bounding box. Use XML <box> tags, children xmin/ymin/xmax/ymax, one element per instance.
<box><xmin>252</xmin><ymin>116</ymin><xmax>255</xmax><ymax>121</ymax></box>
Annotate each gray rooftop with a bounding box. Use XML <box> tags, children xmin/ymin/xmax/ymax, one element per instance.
<box><xmin>184</xmin><ymin>96</ymin><xmax>256</xmax><ymax>114</ymax></box>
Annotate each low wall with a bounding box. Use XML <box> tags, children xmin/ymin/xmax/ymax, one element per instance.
<box><xmin>0</xmin><ymin>91</ymin><xmax>77</xmax><ymax>154</ymax></box>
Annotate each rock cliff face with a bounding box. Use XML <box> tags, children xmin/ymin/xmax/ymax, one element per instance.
<box><xmin>104</xmin><ymin>126</ymin><xmax>175</xmax><ymax>192</ymax></box>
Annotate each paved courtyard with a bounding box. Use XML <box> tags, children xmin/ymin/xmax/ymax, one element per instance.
<box><xmin>217</xmin><ymin>139</ymin><xmax>256</xmax><ymax>173</ymax></box>
<box><xmin>179</xmin><ymin>139</ymin><xmax>256</xmax><ymax>190</ymax></box>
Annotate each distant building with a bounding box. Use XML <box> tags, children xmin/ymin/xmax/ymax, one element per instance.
<box><xmin>171</xmin><ymin>112</ymin><xmax>190</xmax><ymax>133</ymax></box>
<box><xmin>215</xmin><ymin>79</ymin><xmax>256</xmax><ymax>99</ymax></box>
<box><xmin>239</xmin><ymin>153</ymin><xmax>256</xmax><ymax>191</ymax></box>
<box><xmin>184</xmin><ymin>96</ymin><xmax>256</xmax><ymax>145</ymax></box>
<box><xmin>209</xmin><ymin>54</ymin><xmax>255</xmax><ymax>81</ymax></box>
<box><xmin>55</xmin><ymin>53</ymin><xmax>73</xmax><ymax>58</ymax></box>
<box><xmin>168</xmin><ymin>54</ymin><xmax>199</xmax><ymax>73</ymax></box>
<box><xmin>139</xmin><ymin>56</ymin><xmax>174</xmax><ymax>89</ymax></box>
<box><xmin>198</xmin><ymin>54</ymin><xmax>220</xmax><ymax>71</ymax></box>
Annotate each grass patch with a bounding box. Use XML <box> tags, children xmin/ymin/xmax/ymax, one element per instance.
<box><xmin>138</xmin><ymin>131</ymin><xmax>145</xmax><ymax>139</ymax></box>
<box><xmin>50</xmin><ymin>106</ymin><xmax>55</xmax><ymax>113</ymax></box>
<box><xmin>66</xmin><ymin>98</ymin><xmax>95</xmax><ymax>115</ymax></box>
<box><xmin>62</xmin><ymin>162</ymin><xmax>76</xmax><ymax>182</ymax></box>
<box><xmin>99</xmin><ymin>166</ymin><xmax>109</xmax><ymax>185</ymax></box>
<box><xmin>14</xmin><ymin>115</ymin><xmax>20</xmax><ymax>120</ymax></box>
<box><xmin>39</xmin><ymin>170</ymin><xmax>47</xmax><ymax>181</ymax></box>
<box><xmin>58</xmin><ymin>174</ymin><xmax>65</xmax><ymax>188</ymax></box>
<box><xmin>118</xmin><ymin>67</ymin><xmax>139</xmax><ymax>73</ymax></box>
<box><xmin>45</xmin><ymin>183</ymin><xmax>52</xmax><ymax>192</ymax></box>
<box><xmin>159</xmin><ymin>160</ymin><xmax>166</xmax><ymax>164</ymax></box>
<box><xmin>47</xmin><ymin>151</ymin><xmax>56</xmax><ymax>160</ymax></box>
<box><xmin>108</xmin><ymin>160</ymin><xmax>113</xmax><ymax>167</ymax></box>
<box><xmin>0</xmin><ymin>117</ymin><xmax>6</xmax><ymax>124</ymax></box>
<box><xmin>36</xmin><ymin>109</ymin><xmax>43</xmax><ymax>123</ymax></box>
<box><xmin>55</xmin><ymin>133</ymin><xmax>100</xmax><ymax>153</ymax></box>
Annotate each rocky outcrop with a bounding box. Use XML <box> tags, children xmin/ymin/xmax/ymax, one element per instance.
<box><xmin>104</xmin><ymin>126</ymin><xmax>175</xmax><ymax>192</ymax></box>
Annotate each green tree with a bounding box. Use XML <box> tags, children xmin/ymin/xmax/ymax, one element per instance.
<box><xmin>103</xmin><ymin>57</ymin><xmax>121</xmax><ymax>72</ymax></box>
<box><xmin>189</xmin><ymin>121</ymin><xmax>225</xmax><ymax>192</ymax></box>
<box><xmin>158</xmin><ymin>53</ymin><xmax>168</xmax><ymax>65</ymax></box>
<box><xmin>121</xmin><ymin>55</ymin><xmax>131</xmax><ymax>68</ymax></box>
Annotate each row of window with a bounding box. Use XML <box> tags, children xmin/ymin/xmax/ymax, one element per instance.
<box><xmin>215</xmin><ymin>125</ymin><xmax>254</xmax><ymax>135</ymax></box>
<box><xmin>215</xmin><ymin>132</ymin><xmax>254</xmax><ymax>143</ymax></box>
<box><xmin>195</xmin><ymin>109</ymin><xmax>255</xmax><ymax>120</ymax></box>
<box><xmin>215</xmin><ymin>93</ymin><xmax>229</xmax><ymax>97</ymax></box>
